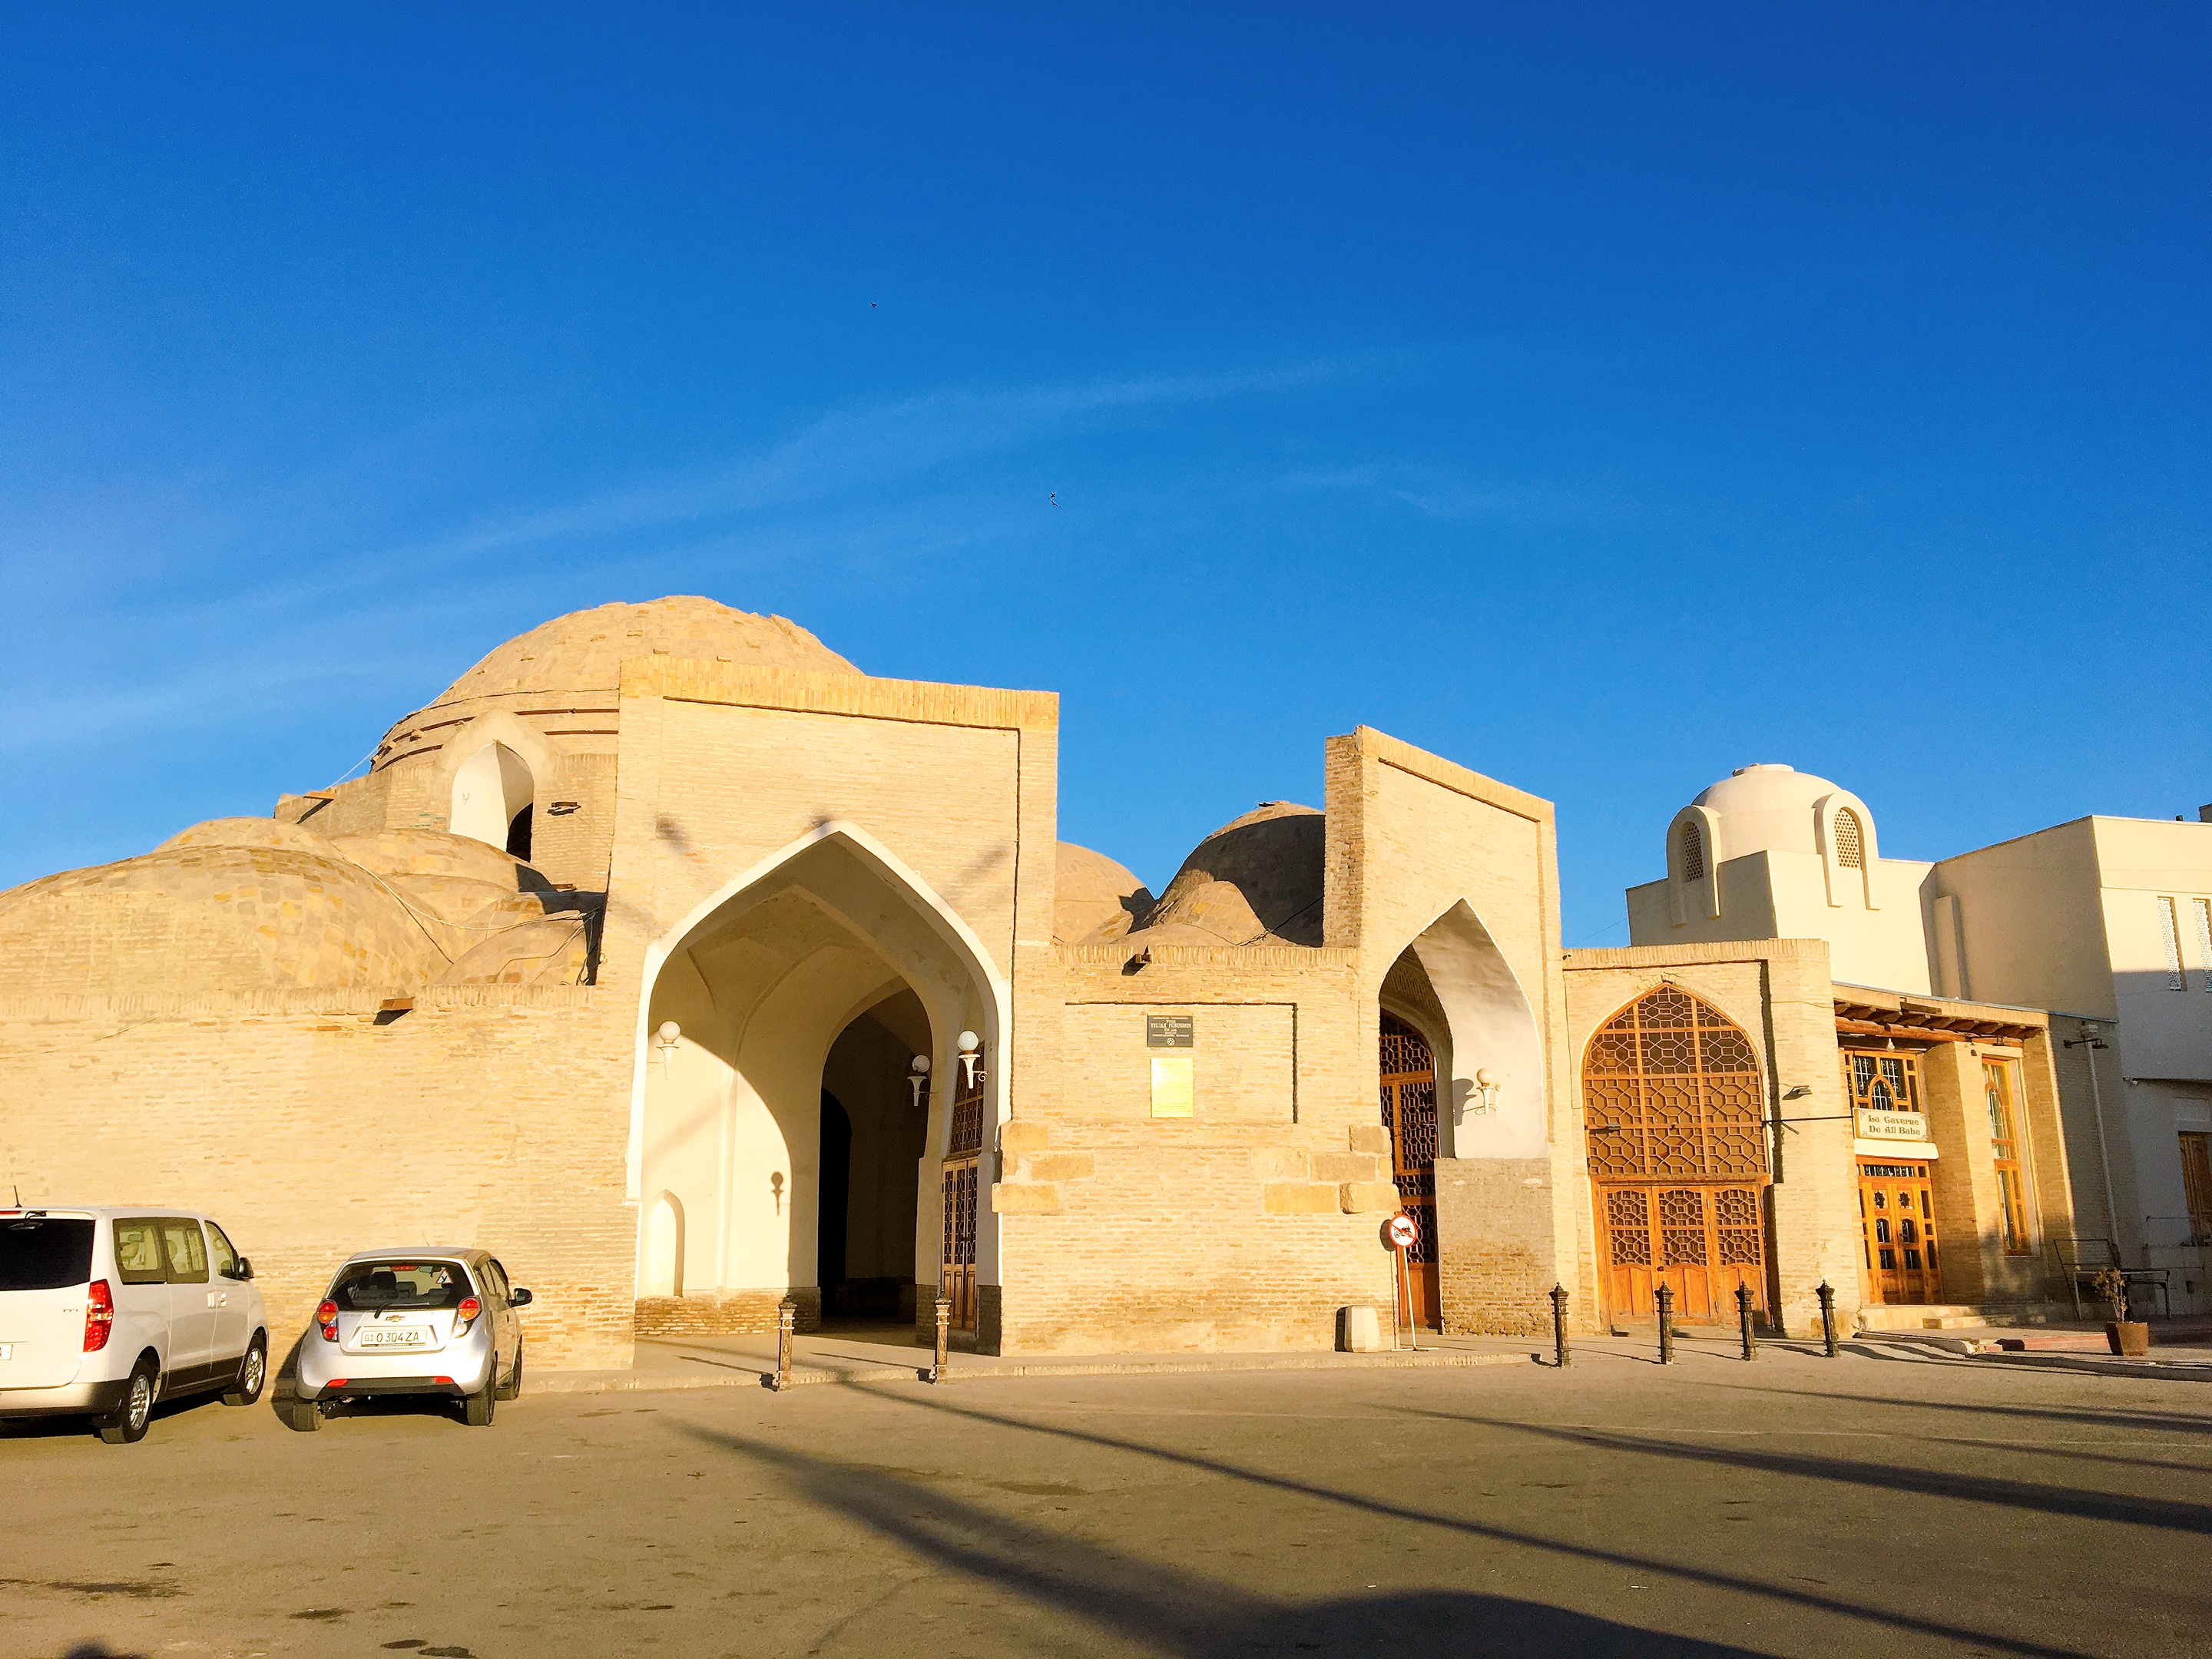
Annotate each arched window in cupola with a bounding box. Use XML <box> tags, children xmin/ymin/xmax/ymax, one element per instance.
<box><xmin>1680</xmin><ymin>821</ymin><xmax>1706</xmax><ymax>882</ymax></box>
<box><xmin>1834</xmin><ymin>809</ymin><xmax>1866</xmax><ymax>870</ymax></box>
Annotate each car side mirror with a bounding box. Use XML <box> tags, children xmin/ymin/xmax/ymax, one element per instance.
<box><xmin>508</xmin><ymin>1287</ymin><xmax>532</xmax><ymax>1307</ymax></box>
<box><xmin>233</xmin><ymin>1257</ymin><xmax>254</xmax><ymax>1281</ymax></box>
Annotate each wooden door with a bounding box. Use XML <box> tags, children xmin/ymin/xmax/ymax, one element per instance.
<box><xmin>939</xmin><ymin>1044</ymin><xmax>986</xmax><ymax>1333</ymax></box>
<box><xmin>1379</xmin><ymin>1016</ymin><xmax>1442</xmax><ymax>1330</ymax></box>
<box><xmin>1600</xmin><ymin>1184</ymin><xmax>1767</xmax><ymax>1325</ymax></box>
<box><xmin>1858</xmin><ymin>1161</ymin><xmax>1942</xmax><ymax>1305</ymax></box>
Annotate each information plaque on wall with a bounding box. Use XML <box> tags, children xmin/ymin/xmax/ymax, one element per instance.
<box><xmin>1146</xmin><ymin>1014</ymin><xmax>1194</xmax><ymax>1048</ymax></box>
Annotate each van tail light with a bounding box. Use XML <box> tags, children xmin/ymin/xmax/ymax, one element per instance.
<box><xmin>84</xmin><ymin>1280</ymin><xmax>114</xmax><ymax>1352</ymax></box>
<box><xmin>454</xmin><ymin>1297</ymin><xmax>482</xmax><ymax>1334</ymax></box>
<box><xmin>317</xmin><ymin>1300</ymin><xmax>339</xmax><ymax>1342</ymax></box>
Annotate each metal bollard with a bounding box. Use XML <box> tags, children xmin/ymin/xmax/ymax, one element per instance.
<box><xmin>775</xmin><ymin>1303</ymin><xmax>794</xmax><ymax>1392</ymax></box>
<box><xmin>1549</xmin><ymin>1283</ymin><xmax>1571</xmax><ymax>1369</ymax></box>
<box><xmin>933</xmin><ymin>1296</ymin><xmax>952</xmax><ymax>1384</ymax></box>
<box><xmin>1655</xmin><ymin>1283</ymin><xmax>1675</xmax><ymax>1365</ymax></box>
<box><xmin>1816</xmin><ymin>1280</ymin><xmax>1839</xmax><ymax>1358</ymax></box>
<box><xmin>1737</xmin><ymin>1282</ymin><xmax>1757</xmax><ymax>1362</ymax></box>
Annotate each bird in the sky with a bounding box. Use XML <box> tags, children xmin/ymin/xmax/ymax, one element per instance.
<box><xmin>1049</xmin><ymin>492</ymin><xmax>1059</xmax><ymax>506</ymax></box>
<box><xmin>869</xmin><ymin>301</ymin><xmax>878</xmax><ymax>308</ymax></box>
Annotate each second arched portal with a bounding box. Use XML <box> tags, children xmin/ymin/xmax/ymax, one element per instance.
<box><xmin>631</xmin><ymin>830</ymin><xmax>1000</xmax><ymax>1340</ymax></box>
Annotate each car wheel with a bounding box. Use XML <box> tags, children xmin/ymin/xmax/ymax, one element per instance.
<box><xmin>280</xmin><ymin>1395</ymin><xmax>322</xmax><ymax>1433</ymax></box>
<box><xmin>495</xmin><ymin>1341</ymin><xmax>523</xmax><ymax>1402</ymax></box>
<box><xmin>464</xmin><ymin>1371</ymin><xmax>496</xmax><ymax>1427</ymax></box>
<box><xmin>97</xmin><ymin>1356</ymin><xmax>159</xmax><ymax>1445</ymax></box>
<box><xmin>223</xmin><ymin>1335</ymin><xmax>268</xmax><ymax>1407</ymax></box>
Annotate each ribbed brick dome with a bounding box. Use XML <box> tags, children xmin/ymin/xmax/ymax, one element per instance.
<box><xmin>1134</xmin><ymin>802</ymin><xmax>1325</xmax><ymax>948</ymax></box>
<box><xmin>428</xmin><ymin>597</ymin><xmax>858</xmax><ymax>707</ymax></box>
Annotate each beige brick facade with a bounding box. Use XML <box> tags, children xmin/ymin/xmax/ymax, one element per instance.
<box><xmin>5</xmin><ymin>597</ymin><xmax>2073</xmax><ymax>1370</ymax></box>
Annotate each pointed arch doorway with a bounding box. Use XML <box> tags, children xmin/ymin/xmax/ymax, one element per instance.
<box><xmin>630</xmin><ymin>826</ymin><xmax>1005</xmax><ymax>1343</ymax></box>
<box><xmin>1583</xmin><ymin>987</ymin><xmax>1772</xmax><ymax>1327</ymax></box>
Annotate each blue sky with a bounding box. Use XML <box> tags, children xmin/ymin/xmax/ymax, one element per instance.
<box><xmin>2</xmin><ymin>5</ymin><xmax>2206</xmax><ymax>945</ymax></box>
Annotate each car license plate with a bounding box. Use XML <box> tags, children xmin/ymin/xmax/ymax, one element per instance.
<box><xmin>358</xmin><ymin>1327</ymin><xmax>428</xmax><ymax>1348</ymax></box>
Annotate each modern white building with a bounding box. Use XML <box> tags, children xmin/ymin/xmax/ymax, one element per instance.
<box><xmin>1628</xmin><ymin>766</ymin><xmax>2212</xmax><ymax>1316</ymax></box>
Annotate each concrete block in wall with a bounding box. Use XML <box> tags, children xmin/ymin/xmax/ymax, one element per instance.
<box><xmin>1000</xmin><ymin>1121</ymin><xmax>1050</xmax><ymax>1154</ymax></box>
<box><xmin>991</xmin><ymin>1181</ymin><xmax>1061</xmax><ymax>1214</ymax></box>
<box><xmin>1347</xmin><ymin>1124</ymin><xmax>1390</xmax><ymax>1156</ymax></box>
<box><xmin>1312</xmin><ymin>1151</ymin><xmax>1379</xmax><ymax>1184</ymax></box>
<box><xmin>1263</xmin><ymin>1182</ymin><xmax>1343</xmax><ymax>1214</ymax></box>
<box><xmin>1339</xmin><ymin>1181</ymin><xmax>1400</xmax><ymax>1214</ymax></box>
<box><xmin>1025</xmin><ymin>1152</ymin><xmax>1094</xmax><ymax>1181</ymax></box>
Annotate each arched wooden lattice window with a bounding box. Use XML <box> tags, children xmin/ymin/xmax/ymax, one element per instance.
<box><xmin>1584</xmin><ymin>987</ymin><xmax>1767</xmax><ymax>1180</ymax></box>
<box><xmin>1833</xmin><ymin>810</ymin><xmax>1865</xmax><ymax>870</ymax></box>
<box><xmin>1679</xmin><ymin>822</ymin><xmax>1706</xmax><ymax>882</ymax></box>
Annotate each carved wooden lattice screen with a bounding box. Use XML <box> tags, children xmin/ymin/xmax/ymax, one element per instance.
<box><xmin>1584</xmin><ymin>988</ymin><xmax>1770</xmax><ymax>1323</ymax></box>
<box><xmin>939</xmin><ymin>1044</ymin><xmax>986</xmax><ymax>1333</ymax></box>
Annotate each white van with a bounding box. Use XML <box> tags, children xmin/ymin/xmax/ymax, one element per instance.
<box><xmin>0</xmin><ymin>1207</ymin><xmax>270</xmax><ymax>1444</ymax></box>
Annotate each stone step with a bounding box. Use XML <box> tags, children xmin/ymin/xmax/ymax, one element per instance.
<box><xmin>1855</xmin><ymin>1303</ymin><xmax>2061</xmax><ymax>1333</ymax></box>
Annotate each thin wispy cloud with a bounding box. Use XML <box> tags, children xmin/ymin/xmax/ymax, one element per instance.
<box><xmin>1277</xmin><ymin>462</ymin><xmax>1604</xmax><ymax>527</ymax></box>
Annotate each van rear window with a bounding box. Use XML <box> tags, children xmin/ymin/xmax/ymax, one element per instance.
<box><xmin>329</xmin><ymin>1260</ymin><xmax>474</xmax><ymax>1311</ymax></box>
<box><xmin>0</xmin><ymin>1218</ymin><xmax>95</xmax><ymax>1291</ymax></box>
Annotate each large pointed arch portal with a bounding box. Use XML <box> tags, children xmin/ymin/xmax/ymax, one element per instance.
<box><xmin>626</xmin><ymin>823</ymin><xmax>1008</xmax><ymax>1341</ymax></box>
<box><xmin>1379</xmin><ymin>897</ymin><xmax>1549</xmax><ymax>1335</ymax></box>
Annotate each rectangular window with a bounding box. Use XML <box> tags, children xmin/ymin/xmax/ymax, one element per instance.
<box><xmin>2195</xmin><ymin>899</ymin><xmax>2212</xmax><ymax>993</ymax></box>
<box><xmin>160</xmin><ymin>1219</ymin><xmax>208</xmax><ymax>1284</ymax></box>
<box><xmin>1843</xmin><ymin>1050</ymin><xmax>1923</xmax><ymax>1114</ymax></box>
<box><xmin>2160</xmin><ymin>896</ymin><xmax>2185</xmax><ymax>990</ymax></box>
<box><xmin>1985</xmin><ymin>1061</ymin><xmax>2032</xmax><ymax>1255</ymax></box>
<box><xmin>111</xmin><ymin>1218</ymin><xmax>168</xmax><ymax>1285</ymax></box>
<box><xmin>2182</xmin><ymin>1132</ymin><xmax>2212</xmax><ymax>1247</ymax></box>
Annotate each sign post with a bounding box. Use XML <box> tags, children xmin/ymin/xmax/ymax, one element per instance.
<box><xmin>1385</xmin><ymin>1213</ymin><xmax>1421</xmax><ymax>1352</ymax></box>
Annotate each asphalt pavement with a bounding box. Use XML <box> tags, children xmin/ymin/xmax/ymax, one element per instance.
<box><xmin>4</xmin><ymin>1336</ymin><xmax>2208</xmax><ymax>1658</ymax></box>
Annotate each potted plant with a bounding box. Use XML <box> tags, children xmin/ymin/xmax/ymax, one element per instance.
<box><xmin>2094</xmin><ymin>1267</ymin><xmax>2151</xmax><ymax>1358</ymax></box>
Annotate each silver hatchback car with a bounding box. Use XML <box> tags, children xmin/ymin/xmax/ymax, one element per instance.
<box><xmin>286</xmin><ymin>1248</ymin><xmax>529</xmax><ymax>1431</ymax></box>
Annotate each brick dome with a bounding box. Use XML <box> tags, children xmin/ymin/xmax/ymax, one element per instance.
<box><xmin>1134</xmin><ymin>802</ymin><xmax>1325</xmax><ymax>948</ymax></box>
<box><xmin>426</xmin><ymin>597</ymin><xmax>857</xmax><ymax>707</ymax></box>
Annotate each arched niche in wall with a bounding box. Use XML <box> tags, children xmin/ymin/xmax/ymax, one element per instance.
<box><xmin>1663</xmin><ymin>804</ymin><xmax>1723</xmax><ymax>925</ymax></box>
<box><xmin>1386</xmin><ymin>899</ymin><xmax>1546</xmax><ymax>1161</ymax></box>
<box><xmin>1813</xmin><ymin>790</ymin><xmax>1880</xmax><ymax>911</ymax></box>
<box><xmin>451</xmin><ymin>742</ymin><xmax>536</xmax><ymax>856</ymax></box>
<box><xmin>642</xmin><ymin>1190</ymin><xmax>685</xmax><ymax>1298</ymax></box>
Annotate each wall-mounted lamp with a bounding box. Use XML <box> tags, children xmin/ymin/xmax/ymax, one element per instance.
<box><xmin>1782</xmin><ymin>1084</ymin><xmax>1813</xmax><ymax>1101</ymax></box>
<box><xmin>958</xmin><ymin>1031</ymin><xmax>983</xmax><ymax>1090</ymax></box>
<box><xmin>1468</xmin><ymin>1068</ymin><xmax>1502</xmax><ymax>1115</ymax></box>
<box><xmin>770</xmin><ymin>1171</ymin><xmax>784</xmax><ymax>1215</ymax></box>
<box><xmin>656</xmin><ymin>1020</ymin><xmax>681</xmax><ymax>1077</ymax></box>
<box><xmin>909</xmin><ymin>1053</ymin><xmax>932</xmax><ymax>1110</ymax></box>
<box><xmin>1121</xmin><ymin>947</ymin><xmax>1152</xmax><ymax>976</ymax></box>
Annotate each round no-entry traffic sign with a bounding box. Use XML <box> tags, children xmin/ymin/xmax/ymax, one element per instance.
<box><xmin>1385</xmin><ymin>1213</ymin><xmax>1419</xmax><ymax>1250</ymax></box>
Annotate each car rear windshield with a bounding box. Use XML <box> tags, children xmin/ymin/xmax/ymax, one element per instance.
<box><xmin>0</xmin><ymin>1217</ymin><xmax>96</xmax><ymax>1292</ymax></box>
<box><xmin>329</xmin><ymin>1260</ymin><xmax>475</xmax><ymax>1311</ymax></box>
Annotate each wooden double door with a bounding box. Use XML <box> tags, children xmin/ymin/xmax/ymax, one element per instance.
<box><xmin>1380</xmin><ymin>1015</ymin><xmax>1442</xmax><ymax>1330</ymax></box>
<box><xmin>1599</xmin><ymin>1183</ymin><xmax>1767</xmax><ymax>1325</ymax></box>
<box><xmin>1859</xmin><ymin>1161</ymin><xmax>1942</xmax><ymax>1305</ymax></box>
<box><xmin>939</xmin><ymin>1045</ymin><xmax>987</xmax><ymax>1333</ymax></box>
